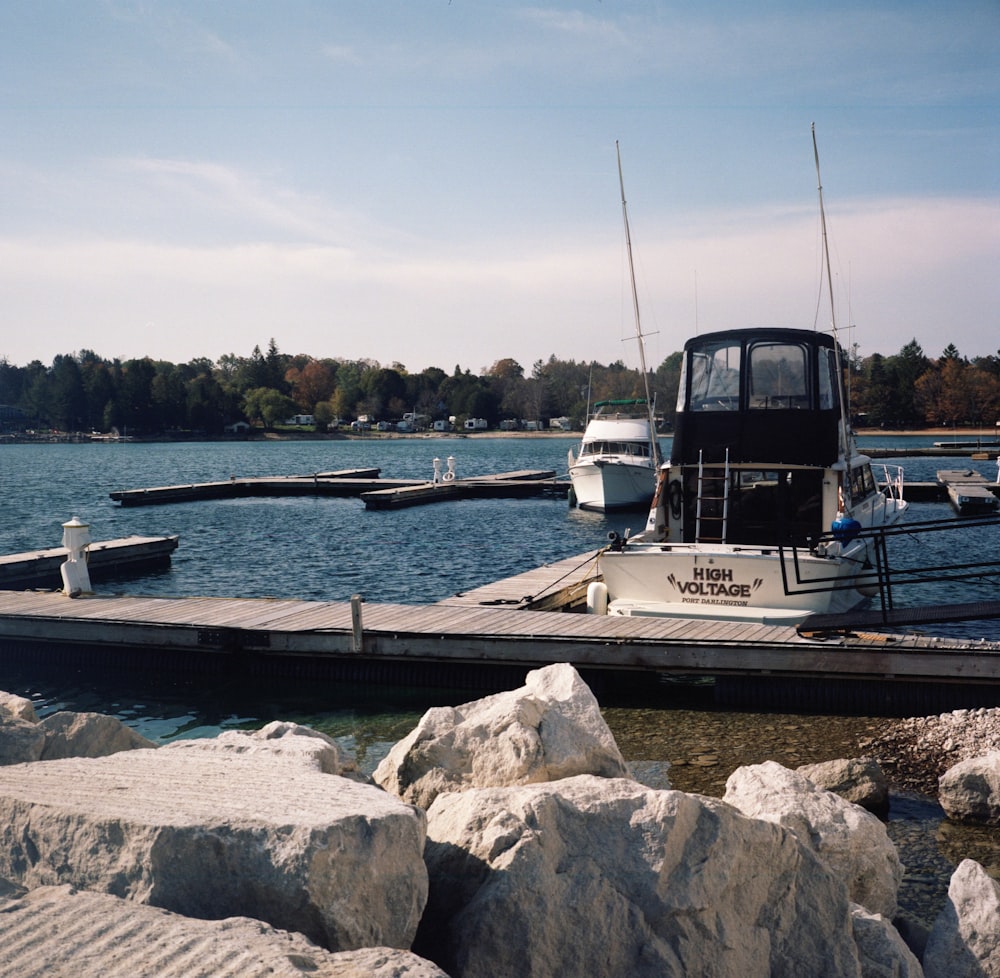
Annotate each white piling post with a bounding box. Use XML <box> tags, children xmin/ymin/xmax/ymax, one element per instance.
<box><xmin>60</xmin><ymin>516</ymin><xmax>92</xmax><ymax>598</ymax></box>
<box><xmin>444</xmin><ymin>456</ymin><xmax>456</xmax><ymax>482</ymax></box>
<box><xmin>432</xmin><ymin>457</ymin><xmax>442</xmax><ymax>484</ymax></box>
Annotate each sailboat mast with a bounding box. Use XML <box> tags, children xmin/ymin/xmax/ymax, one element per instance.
<box><xmin>811</xmin><ymin>123</ymin><xmax>838</xmax><ymax>338</ymax></box>
<box><xmin>812</xmin><ymin>123</ymin><xmax>851</xmax><ymax>457</ymax></box>
<box><xmin>615</xmin><ymin>141</ymin><xmax>660</xmax><ymax>461</ymax></box>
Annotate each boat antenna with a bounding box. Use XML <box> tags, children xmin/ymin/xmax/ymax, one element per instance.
<box><xmin>812</xmin><ymin>123</ymin><xmax>851</xmax><ymax>453</ymax></box>
<box><xmin>616</xmin><ymin>140</ymin><xmax>661</xmax><ymax>463</ymax></box>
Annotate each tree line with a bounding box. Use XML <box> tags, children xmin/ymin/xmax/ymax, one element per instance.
<box><xmin>1</xmin><ymin>337</ymin><xmax>998</xmax><ymax>436</ymax></box>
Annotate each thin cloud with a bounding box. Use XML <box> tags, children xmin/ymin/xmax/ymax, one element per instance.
<box><xmin>0</xmin><ymin>194</ymin><xmax>994</xmax><ymax>369</ymax></box>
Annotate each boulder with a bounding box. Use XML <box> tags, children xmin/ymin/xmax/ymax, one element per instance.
<box><xmin>797</xmin><ymin>757</ymin><xmax>889</xmax><ymax>815</ymax></box>
<box><xmin>416</xmin><ymin>774</ymin><xmax>862</xmax><ymax>978</ymax></box>
<box><xmin>938</xmin><ymin>751</ymin><xmax>1000</xmax><ymax>824</ymax></box>
<box><xmin>39</xmin><ymin>711</ymin><xmax>156</xmax><ymax>760</ymax></box>
<box><xmin>627</xmin><ymin>759</ymin><xmax>672</xmax><ymax>790</ymax></box>
<box><xmin>923</xmin><ymin>859</ymin><xmax>1000</xmax><ymax>978</ymax></box>
<box><xmin>0</xmin><ymin>714</ymin><xmax>46</xmax><ymax>766</ymax></box>
<box><xmin>0</xmin><ymin>736</ymin><xmax>427</xmax><ymax>951</ymax></box>
<box><xmin>0</xmin><ymin>885</ymin><xmax>450</xmax><ymax>978</ymax></box>
<box><xmin>0</xmin><ymin>690</ymin><xmax>38</xmax><ymax>722</ymax></box>
<box><xmin>850</xmin><ymin>904</ymin><xmax>924</xmax><ymax>978</ymax></box>
<box><xmin>374</xmin><ymin>663</ymin><xmax>628</xmax><ymax>809</ymax></box>
<box><xmin>170</xmin><ymin>720</ymin><xmax>363</xmax><ymax>779</ymax></box>
<box><xmin>723</xmin><ymin>761</ymin><xmax>903</xmax><ymax>918</ymax></box>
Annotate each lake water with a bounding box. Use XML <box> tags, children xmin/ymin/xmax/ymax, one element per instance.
<box><xmin>2</xmin><ymin>432</ymin><xmax>998</xmax><ymax>720</ymax></box>
<box><xmin>1</xmin><ymin>433</ymin><xmax>999</xmax><ymax>924</ymax></box>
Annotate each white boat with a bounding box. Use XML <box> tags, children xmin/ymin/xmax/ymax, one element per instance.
<box><xmin>567</xmin><ymin>399</ymin><xmax>659</xmax><ymax>511</ymax></box>
<box><xmin>590</xmin><ymin>129</ymin><xmax>909</xmax><ymax>624</ymax></box>
<box><xmin>568</xmin><ymin>143</ymin><xmax>662</xmax><ymax>512</ymax></box>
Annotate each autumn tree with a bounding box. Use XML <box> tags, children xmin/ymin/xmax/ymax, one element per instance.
<box><xmin>285</xmin><ymin>359</ymin><xmax>338</xmax><ymax>413</ymax></box>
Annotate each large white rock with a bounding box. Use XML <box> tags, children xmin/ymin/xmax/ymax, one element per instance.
<box><xmin>797</xmin><ymin>757</ymin><xmax>889</xmax><ymax>814</ymax></box>
<box><xmin>938</xmin><ymin>751</ymin><xmax>1000</xmax><ymax>824</ymax></box>
<box><xmin>0</xmin><ymin>714</ymin><xmax>46</xmax><ymax>765</ymax></box>
<box><xmin>0</xmin><ymin>737</ymin><xmax>427</xmax><ymax>951</ymax></box>
<box><xmin>374</xmin><ymin>663</ymin><xmax>628</xmax><ymax>809</ymax></box>
<box><xmin>0</xmin><ymin>690</ymin><xmax>38</xmax><ymax>722</ymax></box>
<box><xmin>170</xmin><ymin>720</ymin><xmax>362</xmax><ymax>779</ymax></box>
<box><xmin>40</xmin><ymin>710</ymin><xmax>156</xmax><ymax>760</ymax></box>
<box><xmin>850</xmin><ymin>904</ymin><xmax>924</xmax><ymax>978</ymax></box>
<box><xmin>724</xmin><ymin>761</ymin><xmax>903</xmax><ymax>918</ymax></box>
<box><xmin>0</xmin><ymin>885</ymin><xmax>450</xmax><ymax>978</ymax></box>
<box><xmin>924</xmin><ymin>859</ymin><xmax>1000</xmax><ymax>978</ymax></box>
<box><xmin>416</xmin><ymin>774</ymin><xmax>862</xmax><ymax>978</ymax></box>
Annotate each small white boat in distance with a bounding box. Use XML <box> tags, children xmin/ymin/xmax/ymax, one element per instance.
<box><xmin>568</xmin><ymin>399</ymin><xmax>660</xmax><ymax>511</ymax></box>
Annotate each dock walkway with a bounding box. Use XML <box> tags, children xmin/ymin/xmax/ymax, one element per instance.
<box><xmin>2</xmin><ymin>561</ymin><xmax>1000</xmax><ymax>695</ymax></box>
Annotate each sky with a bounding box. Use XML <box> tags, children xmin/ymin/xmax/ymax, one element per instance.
<box><xmin>1</xmin><ymin>1</ymin><xmax>998</xmax><ymax>377</ymax></box>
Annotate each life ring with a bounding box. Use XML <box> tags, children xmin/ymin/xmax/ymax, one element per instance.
<box><xmin>668</xmin><ymin>479</ymin><xmax>683</xmax><ymax>520</ymax></box>
<box><xmin>442</xmin><ymin>471</ymin><xmax>455</xmax><ymax>483</ymax></box>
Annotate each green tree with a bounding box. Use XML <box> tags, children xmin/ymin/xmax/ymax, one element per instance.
<box><xmin>242</xmin><ymin>387</ymin><xmax>297</xmax><ymax>429</ymax></box>
<box><xmin>49</xmin><ymin>355</ymin><xmax>85</xmax><ymax>431</ymax></box>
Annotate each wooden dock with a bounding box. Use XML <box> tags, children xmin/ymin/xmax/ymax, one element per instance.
<box><xmin>109</xmin><ymin>468</ymin><xmax>569</xmax><ymax>509</ymax></box>
<box><xmin>0</xmin><ymin>536</ymin><xmax>179</xmax><ymax>590</ymax></box>
<box><xmin>2</xmin><ymin>556</ymin><xmax>1000</xmax><ymax>710</ymax></box>
<box><xmin>437</xmin><ymin>550</ymin><xmax>604</xmax><ymax>611</ymax></box>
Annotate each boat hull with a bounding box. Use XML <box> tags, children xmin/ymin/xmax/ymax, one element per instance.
<box><xmin>599</xmin><ymin>541</ymin><xmax>877</xmax><ymax>624</ymax></box>
<box><xmin>569</xmin><ymin>459</ymin><xmax>654</xmax><ymax>511</ymax></box>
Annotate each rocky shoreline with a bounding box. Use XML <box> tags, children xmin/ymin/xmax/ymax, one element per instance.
<box><xmin>2</xmin><ymin>669</ymin><xmax>1000</xmax><ymax>977</ymax></box>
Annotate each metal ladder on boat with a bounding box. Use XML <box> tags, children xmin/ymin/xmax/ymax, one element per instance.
<box><xmin>695</xmin><ymin>449</ymin><xmax>731</xmax><ymax>543</ymax></box>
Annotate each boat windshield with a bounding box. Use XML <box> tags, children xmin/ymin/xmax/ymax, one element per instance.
<box><xmin>747</xmin><ymin>340</ymin><xmax>809</xmax><ymax>410</ymax></box>
<box><xmin>687</xmin><ymin>340</ymin><xmax>741</xmax><ymax>411</ymax></box>
<box><xmin>685</xmin><ymin>338</ymin><xmax>814</xmax><ymax>412</ymax></box>
<box><xmin>580</xmin><ymin>440</ymin><xmax>653</xmax><ymax>459</ymax></box>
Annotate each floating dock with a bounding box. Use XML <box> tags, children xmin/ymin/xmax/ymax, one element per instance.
<box><xmin>109</xmin><ymin>468</ymin><xmax>394</xmax><ymax>506</ymax></box>
<box><xmin>0</xmin><ymin>536</ymin><xmax>179</xmax><ymax>590</ymax></box>
<box><xmin>936</xmin><ymin>469</ymin><xmax>1000</xmax><ymax>516</ymax></box>
<box><xmin>361</xmin><ymin>470</ymin><xmax>566</xmax><ymax>509</ymax></box>
<box><xmin>110</xmin><ymin>469</ymin><xmax>569</xmax><ymax>508</ymax></box>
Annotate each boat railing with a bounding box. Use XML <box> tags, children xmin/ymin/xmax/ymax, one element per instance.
<box><xmin>878</xmin><ymin>463</ymin><xmax>906</xmax><ymax>503</ymax></box>
<box><xmin>779</xmin><ymin>512</ymin><xmax>1000</xmax><ymax>623</ymax></box>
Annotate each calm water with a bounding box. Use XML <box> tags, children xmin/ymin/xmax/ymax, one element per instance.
<box><xmin>1</xmin><ymin>436</ymin><xmax>632</xmax><ymax>604</ymax></box>
<box><xmin>2</xmin><ymin>434</ymin><xmax>999</xmax><ymax>923</ymax></box>
<box><xmin>1</xmin><ymin>433</ymin><xmax>998</xmax><ymax>722</ymax></box>
<box><xmin>2</xmin><ymin>432</ymin><xmax>997</xmax><ymax>679</ymax></box>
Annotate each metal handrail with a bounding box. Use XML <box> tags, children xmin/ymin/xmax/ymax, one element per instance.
<box><xmin>778</xmin><ymin>513</ymin><xmax>1000</xmax><ymax>624</ymax></box>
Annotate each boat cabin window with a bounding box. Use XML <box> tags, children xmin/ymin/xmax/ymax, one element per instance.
<box><xmin>819</xmin><ymin>348</ymin><xmax>841</xmax><ymax>411</ymax></box>
<box><xmin>748</xmin><ymin>341</ymin><xmax>809</xmax><ymax>410</ymax></box>
<box><xmin>688</xmin><ymin>341</ymin><xmax>741</xmax><ymax>411</ymax></box>
<box><xmin>579</xmin><ymin>440</ymin><xmax>652</xmax><ymax>459</ymax></box>
<box><xmin>849</xmin><ymin>463</ymin><xmax>878</xmax><ymax>502</ymax></box>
